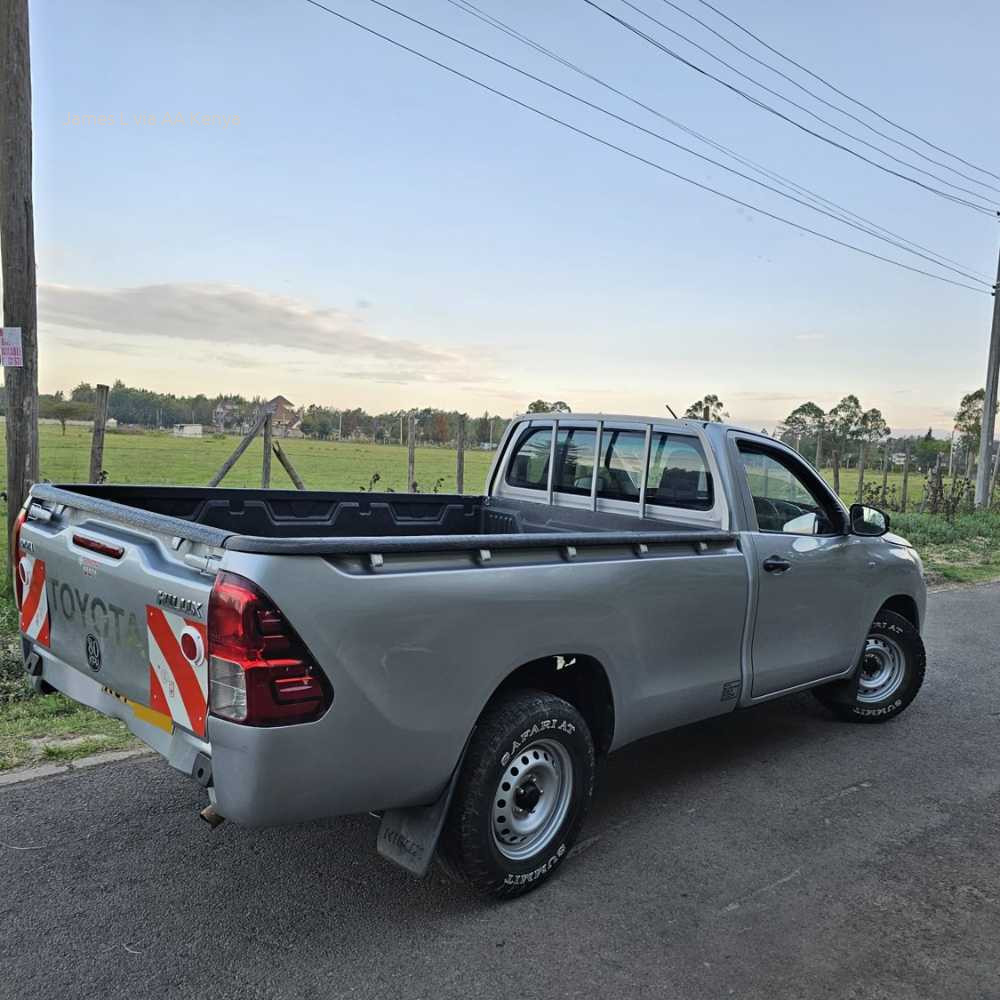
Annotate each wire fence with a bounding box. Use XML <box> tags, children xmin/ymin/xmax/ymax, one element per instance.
<box><xmin>0</xmin><ymin>426</ymin><xmax>498</xmax><ymax>495</ymax></box>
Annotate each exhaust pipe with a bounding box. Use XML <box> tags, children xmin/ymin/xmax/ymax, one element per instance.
<box><xmin>199</xmin><ymin>804</ymin><xmax>226</xmax><ymax>829</ymax></box>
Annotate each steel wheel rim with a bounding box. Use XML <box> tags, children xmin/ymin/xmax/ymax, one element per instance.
<box><xmin>857</xmin><ymin>635</ymin><xmax>906</xmax><ymax>703</ymax></box>
<box><xmin>491</xmin><ymin>739</ymin><xmax>573</xmax><ymax>861</ymax></box>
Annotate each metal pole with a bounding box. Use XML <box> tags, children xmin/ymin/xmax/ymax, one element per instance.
<box><xmin>900</xmin><ymin>442</ymin><xmax>910</xmax><ymax>513</ymax></box>
<box><xmin>975</xmin><ymin>248</ymin><xmax>1000</xmax><ymax>507</ymax></box>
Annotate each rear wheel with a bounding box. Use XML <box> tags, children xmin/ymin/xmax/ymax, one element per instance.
<box><xmin>812</xmin><ymin>610</ymin><xmax>925</xmax><ymax>722</ymax></box>
<box><xmin>439</xmin><ymin>690</ymin><xmax>595</xmax><ymax>898</ymax></box>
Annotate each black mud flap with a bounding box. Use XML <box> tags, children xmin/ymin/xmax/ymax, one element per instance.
<box><xmin>819</xmin><ymin>664</ymin><xmax>864</xmax><ymax>705</ymax></box>
<box><xmin>377</xmin><ymin>740</ymin><xmax>469</xmax><ymax>878</ymax></box>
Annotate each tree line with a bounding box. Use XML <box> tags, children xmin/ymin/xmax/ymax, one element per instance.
<box><xmin>682</xmin><ymin>390</ymin><xmax>989</xmax><ymax>476</ymax></box>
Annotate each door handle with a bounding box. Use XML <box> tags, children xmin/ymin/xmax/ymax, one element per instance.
<box><xmin>762</xmin><ymin>555</ymin><xmax>791</xmax><ymax>574</ymax></box>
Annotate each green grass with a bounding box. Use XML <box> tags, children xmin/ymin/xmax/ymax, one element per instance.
<box><xmin>0</xmin><ymin>694</ymin><xmax>135</xmax><ymax>770</ymax></box>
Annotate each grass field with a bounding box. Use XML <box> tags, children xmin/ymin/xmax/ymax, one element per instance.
<box><xmin>2</xmin><ymin>421</ymin><xmax>497</xmax><ymax>493</ymax></box>
<box><xmin>0</xmin><ymin>422</ymin><xmax>995</xmax><ymax>769</ymax></box>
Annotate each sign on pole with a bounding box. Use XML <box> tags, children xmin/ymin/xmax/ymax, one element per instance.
<box><xmin>1</xmin><ymin>326</ymin><xmax>23</xmax><ymax>367</ymax></box>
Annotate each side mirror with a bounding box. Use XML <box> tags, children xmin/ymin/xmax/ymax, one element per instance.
<box><xmin>849</xmin><ymin>503</ymin><xmax>889</xmax><ymax>537</ymax></box>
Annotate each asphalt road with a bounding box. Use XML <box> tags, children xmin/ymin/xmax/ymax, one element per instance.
<box><xmin>2</xmin><ymin>584</ymin><xmax>999</xmax><ymax>1000</ymax></box>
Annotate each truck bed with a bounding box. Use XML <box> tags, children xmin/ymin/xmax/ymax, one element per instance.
<box><xmin>32</xmin><ymin>484</ymin><xmax>735</xmax><ymax>555</ymax></box>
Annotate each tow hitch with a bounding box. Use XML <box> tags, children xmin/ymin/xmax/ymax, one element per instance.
<box><xmin>200</xmin><ymin>804</ymin><xmax>226</xmax><ymax>829</ymax></box>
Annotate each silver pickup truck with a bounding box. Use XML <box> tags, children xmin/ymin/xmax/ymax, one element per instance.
<box><xmin>15</xmin><ymin>414</ymin><xmax>926</xmax><ymax>896</ymax></box>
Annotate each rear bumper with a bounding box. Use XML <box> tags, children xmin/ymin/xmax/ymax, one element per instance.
<box><xmin>29</xmin><ymin>641</ymin><xmax>210</xmax><ymax>783</ymax></box>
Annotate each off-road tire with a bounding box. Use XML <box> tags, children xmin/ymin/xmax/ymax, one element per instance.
<box><xmin>812</xmin><ymin>610</ymin><xmax>925</xmax><ymax>723</ymax></box>
<box><xmin>438</xmin><ymin>689</ymin><xmax>595</xmax><ymax>898</ymax></box>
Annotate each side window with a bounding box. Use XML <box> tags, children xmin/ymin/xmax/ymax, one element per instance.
<box><xmin>738</xmin><ymin>446</ymin><xmax>838</xmax><ymax>535</ymax></box>
<box><xmin>645</xmin><ymin>434</ymin><xmax>713</xmax><ymax>511</ymax></box>
<box><xmin>554</xmin><ymin>428</ymin><xmax>598</xmax><ymax>495</ymax></box>
<box><xmin>596</xmin><ymin>430</ymin><xmax>645</xmax><ymax>501</ymax></box>
<box><xmin>505</xmin><ymin>427</ymin><xmax>552</xmax><ymax>490</ymax></box>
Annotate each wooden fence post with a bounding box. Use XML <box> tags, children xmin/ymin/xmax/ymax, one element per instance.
<box><xmin>261</xmin><ymin>413</ymin><xmax>272</xmax><ymax>488</ymax></box>
<box><xmin>207</xmin><ymin>411</ymin><xmax>267</xmax><ymax>487</ymax></box>
<box><xmin>880</xmin><ymin>445</ymin><xmax>889</xmax><ymax>505</ymax></box>
<box><xmin>832</xmin><ymin>449</ymin><xmax>840</xmax><ymax>498</ymax></box>
<box><xmin>900</xmin><ymin>442</ymin><xmax>910</xmax><ymax>513</ymax></box>
<box><xmin>88</xmin><ymin>383</ymin><xmax>109</xmax><ymax>484</ymax></box>
<box><xmin>856</xmin><ymin>443</ymin><xmax>867</xmax><ymax>501</ymax></box>
<box><xmin>456</xmin><ymin>415</ymin><xmax>465</xmax><ymax>494</ymax></box>
<box><xmin>272</xmin><ymin>440</ymin><xmax>306</xmax><ymax>490</ymax></box>
<box><xmin>407</xmin><ymin>412</ymin><xmax>416</xmax><ymax>491</ymax></box>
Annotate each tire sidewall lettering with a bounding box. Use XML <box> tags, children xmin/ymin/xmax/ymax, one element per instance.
<box><xmin>503</xmin><ymin>843</ymin><xmax>568</xmax><ymax>886</ymax></box>
<box><xmin>500</xmin><ymin>718</ymin><xmax>576</xmax><ymax>767</ymax></box>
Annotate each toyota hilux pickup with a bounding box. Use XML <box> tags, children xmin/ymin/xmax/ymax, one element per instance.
<box><xmin>14</xmin><ymin>414</ymin><xmax>926</xmax><ymax>896</ymax></box>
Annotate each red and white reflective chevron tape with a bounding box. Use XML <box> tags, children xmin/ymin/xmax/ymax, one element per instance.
<box><xmin>18</xmin><ymin>554</ymin><xmax>50</xmax><ymax>648</ymax></box>
<box><xmin>145</xmin><ymin>605</ymin><xmax>208</xmax><ymax>737</ymax></box>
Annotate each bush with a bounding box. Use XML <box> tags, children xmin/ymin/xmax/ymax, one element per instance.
<box><xmin>891</xmin><ymin>511</ymin><xmax>1000</xmax><ymax>548</ymax></box>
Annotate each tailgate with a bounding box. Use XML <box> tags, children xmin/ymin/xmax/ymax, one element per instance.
<box><xmin>19</xmin><ymin>501</ymin><xmax>217</xmax><ymax>738</ymax></box>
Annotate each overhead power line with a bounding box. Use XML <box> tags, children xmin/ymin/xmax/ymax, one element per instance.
<box><xmin>446</xmin><ymin>0</ymin><xmax>992</xmax><ymax>282</ymax></box>
<box><xmin>299</xmin><ymin>0</ymin><xmax>991</xmax><ymax>294</ymax></box>
<box><xmin>691</xmin><ymin>0</ymin><xmax>1000</xmax><ymax>185</ymax></box>
<box><xmin>612</xmin><ymin>0</ymin><xmax>998</xmax><ymax>207</ymax></box>
<box><xmin>366</xmin><ymin>0</ymin><xmax>988</xmax><ymax>282</ymax></box>
<box><xmin>651</xmin><ymin>0</ymin><xmax>1000</xmax><ymax>196</ymax></box>
<box><xmin>581</xmin><ymin>0</ymin><xmax>999</xmax><ymax>216</ymax></box>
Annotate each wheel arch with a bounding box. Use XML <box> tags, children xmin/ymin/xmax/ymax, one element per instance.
<box><xmin>878</xmin><ymin>594</ymin><xmax>920</xmax><ymax>630</ymax></box>
<box><xmin>487</xmin><ymin>654</ymin><xmax>615</xmax><ymax>756</ymax></box>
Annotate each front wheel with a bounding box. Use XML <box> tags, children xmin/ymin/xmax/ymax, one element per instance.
<box><xmin>812</xmin><ymin>609</ymin><xmax>926</xmax><ymax>722</ymax></box>
<box><xmin>438</xmin><ymin>690</ymin><xmax>595</xmax><ymax>898</ymax></box>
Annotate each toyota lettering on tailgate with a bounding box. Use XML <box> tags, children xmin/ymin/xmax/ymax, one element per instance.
<box><xmin>46</xmin><ymin>579</ymin><xmax>146</xmax><ymax>656</ymax></box>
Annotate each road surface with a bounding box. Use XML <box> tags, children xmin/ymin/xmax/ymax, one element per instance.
<box><xmin>2</xmin><ymin>583</ymin><xmax>998</xmax><ymax>999</ymax></box>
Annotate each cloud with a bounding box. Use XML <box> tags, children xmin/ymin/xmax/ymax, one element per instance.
<box><xmin>39</xmin><ymin>282</ymin><xmax>498</xmax><ymax>385</ymax></box>
<box><xmin>793</xmin><ymin>333</ymin><xmax>826</xmax><ymax>341</ymax></box>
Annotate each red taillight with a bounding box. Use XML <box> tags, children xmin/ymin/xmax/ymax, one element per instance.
<box><xmin>11</xmin><ymin>508</ymin><xmax>27</xmax><ymax>610</ymax></box>
<box><xmin>207</xmin><ymin>571</ymin><xmax>331</xmax><ymax>726</ymax></box>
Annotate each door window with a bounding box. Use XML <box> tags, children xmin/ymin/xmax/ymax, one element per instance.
<box><xmin>738</xmin><ymin>446</ymin><xmax>839</xmax><ymax>535</ymax></box>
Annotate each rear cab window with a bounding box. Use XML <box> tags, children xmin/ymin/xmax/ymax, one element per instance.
<box><xmin>503</xmin><ymin>422</ymin><xmax>715</xmax><ymax>514</ymax></box>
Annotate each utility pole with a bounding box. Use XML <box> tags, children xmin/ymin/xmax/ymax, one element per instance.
<box><xmin>1</xmin><ymin>0</ymin><xmax>39</xmax><ymax>538</ymax></box>
<box><xmin>975</xmin><ymin>248</ymin><xmax>1000</xmax><ymax>508</ymax></box>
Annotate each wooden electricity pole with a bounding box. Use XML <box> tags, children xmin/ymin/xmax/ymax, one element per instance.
<box><xmin>974</xmin><ymin>249</ymin><xmax>1000</xmax><ymax>508</ymax></box>
<box><xmin>1</xmin><ymin>0</ymin><xmax>39</xmax><ymax>536</ymax></box>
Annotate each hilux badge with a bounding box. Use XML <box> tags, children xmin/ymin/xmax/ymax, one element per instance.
<box><xmin>85</xmin><ymin>633</ymin><xmax>102</xmax><ymax>672</ymax></box>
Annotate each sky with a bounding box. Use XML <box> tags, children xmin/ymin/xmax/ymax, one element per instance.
<box><xmin>21</xmin><ymin>0</ymin><xmax>1000</xmax><ymax>432</ymax></box>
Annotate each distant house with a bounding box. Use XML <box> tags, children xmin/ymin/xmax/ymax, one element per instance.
<box><xmin>891</xmin><ymin>452</ymin><xmax>908</xmax><ymax>467</ymax></box>
<box><xmin>173</xmin><ymin>423</ymin><xmax>203</xmax><ymax>438</ymax></box>
<box><xmin>259</xmin><ymin>395</ymin><xmax>303</xmax><ymax>438</ymax></box>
